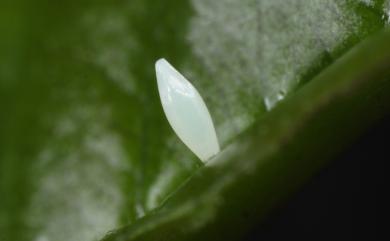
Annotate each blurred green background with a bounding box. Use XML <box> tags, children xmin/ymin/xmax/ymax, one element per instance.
<box><xmin>0</xmin><ymin>0</ymin><xmax>389</xmax><ymax>241</ymax></box>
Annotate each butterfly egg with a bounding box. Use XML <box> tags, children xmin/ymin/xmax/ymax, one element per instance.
<box><xmin>155</xmin><ymin>58</ymin><xmax>220</xmax><ymax>162</ymax></box>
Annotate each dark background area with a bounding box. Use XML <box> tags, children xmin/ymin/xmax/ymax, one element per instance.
<box><xmin>246</xmin><ymin>115</ymin><xmax>387</xmax><ymax>240</ymax></box>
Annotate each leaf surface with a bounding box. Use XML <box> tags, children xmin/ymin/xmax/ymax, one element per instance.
<box><xmin>0</xmin><ymin>1</ymin><xmax>389</xmax><ymax>241</ymax></box>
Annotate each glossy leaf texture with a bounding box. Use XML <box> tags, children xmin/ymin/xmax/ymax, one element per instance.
<box><xmin>102</xmin><ymin>30</ymin><xmax>390</xmax><ymax>241</ymax></box>
<box><xmin>0</xmin><ymin>1</ymin><xmax>389</xmax><ymax>241</ymax></box>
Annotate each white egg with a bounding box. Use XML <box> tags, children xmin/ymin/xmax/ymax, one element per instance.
<box><xmin>155</xmin><ymin>58</ymin><xmax>220</xmax><ymax>162</ymax></box>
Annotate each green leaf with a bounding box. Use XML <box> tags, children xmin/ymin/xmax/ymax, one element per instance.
<box><xmin>102</xmin><ymin>30</ymin><xmax>390</xmax><ymax>241</ymax></box>
<box><xmin>0</xmin><ymin>0</ymin><xmax>389</xmax><ymax>241</ymax></box>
